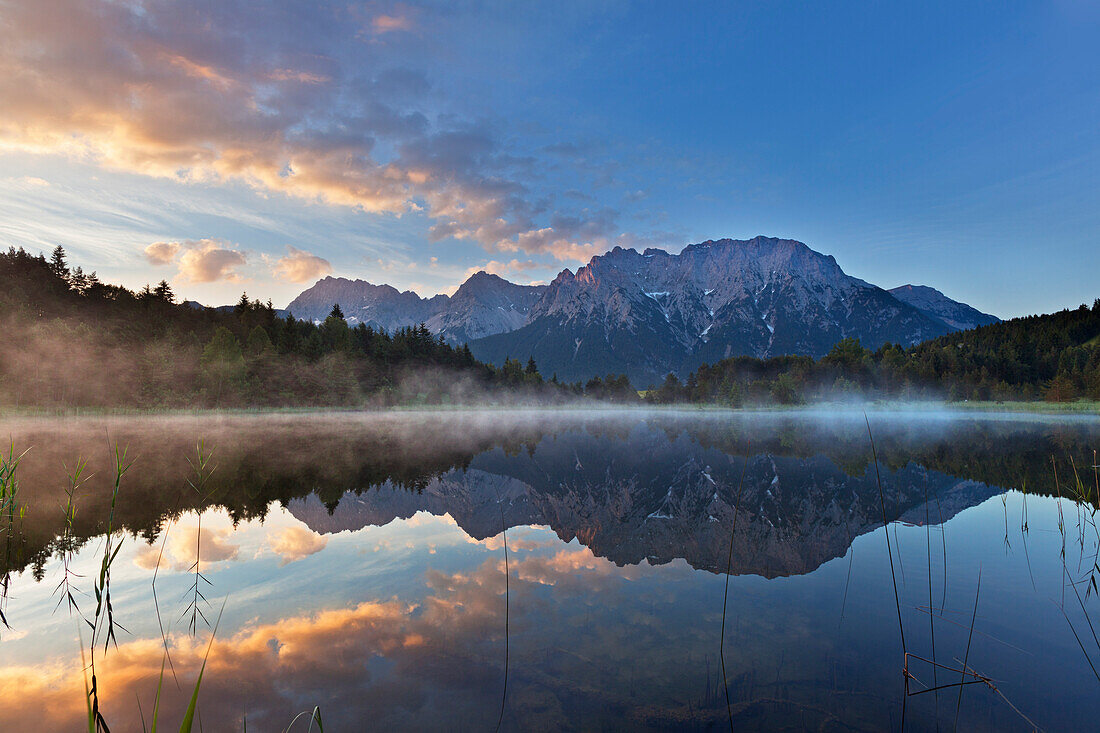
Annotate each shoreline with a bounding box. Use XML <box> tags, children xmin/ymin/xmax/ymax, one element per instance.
<box><xmin>0</xmin><ymin>399</ymin><xmax>1097</xmax><ymax>420</ymax></box>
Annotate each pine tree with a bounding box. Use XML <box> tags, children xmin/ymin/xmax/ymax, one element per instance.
<box><xmin>234</xmin><ymin>292</ymin><xmax>251</xmax><ymax>315</ymax></box>
<box><xmin>246</xmin><ymin>325</ymin><xmax>273</xmax><ymax>356</ymax></box>
<box><xmin>49</xmin><ymin>245</ymin><xmax>69</xmax><ymax>279</ymax></box>
<box><xmin>69</xmin><ymin>266</ymin><xmax>89</xmax><ymax>293</ymax></box>
<box><xmin>153</xmin><ymin>279</ymin><xmax>175</xmax><ymax>303</ymax></box>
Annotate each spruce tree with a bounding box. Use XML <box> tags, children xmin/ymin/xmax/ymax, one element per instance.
<box><xmin>153</xmin><ymin>280</ymin><xmax>175</xmax><ymax>303</ymax></box>
<box><xmin>49</xmin><ymin>245</ymin><xmax>69</xmax><ymax>279</ymax></box>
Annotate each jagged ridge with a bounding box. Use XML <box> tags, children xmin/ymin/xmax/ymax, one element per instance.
<box><xmin>287</xmin><ymin>271</ymin><xmax>545</xmax><ymax>343</ymax></box>
<box><xmin>286</xmin><ymin>236</ymin><xmax>994</xmax><ymax>383</ymax></box>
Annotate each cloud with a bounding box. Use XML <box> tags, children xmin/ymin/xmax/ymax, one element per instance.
<box><xmin>271</xmin><ymin>245</ymin><xmax>333</xmax><ymax>283</ymax></box>
<box><xmin>372</xmin><ymin>14</ymin><xmax>414</xmax><ymax>34</ymax></box>
<box><xmin>133</xmin><ymin>525</ymin><xmax>241</xmax><ymax>572</ymax></box>
<box><xmin>13</xmin><ymin>176</ymin><xmax>50</xmax><ymax>187</ymax></box>
<box><xmin>0</xmin><ymin>600</ymin><xmax>418</xmax><ymax>730</ymax></box>
<box><xmin>268</xmin><ymin>69</ymin><xmax>331</xmax><ymax>84</ymax></box>
<box><xmin>142</xmin><ymin>238</ymin><xmax>247</xmax><ymax>282</ymax></box>
<box><xmin>178</xmin><ymin>240</ymin><xmax>248</xmax><ymax>283</ymax></box>
<box><xmin>0</xmin><ymin>0</ymin><xmax>622</xmax><ymax>266</ymax></box>
<box><xmin>504</xmin><ymin>228</ymin><xmax>605</xmax><ymax>262</ymax></box>
<box><xmin>462</xmin><ymin>259</ymin><xmax>540</xmax><ymax>279</ymax></box>
<box><xmin>143</xmin><ymin>241</ymin><xmax>182</xmax><ymax>266</ymax></box>
<box><xmin>0</xmin><ymin>542</ymin><xmax>683</xmax><ymax>730</ymax></box>
<box><xmin>0</xmin><ymin>566</ymin><xmax>500</xmax><ymax>729</ymax></box>
<box><xmin>467</xmin><ymin>534</ymin><xmax>553</xmax><ymax>552</ymax></box>
<box><xmin>269</xmin><ymin>526</ymin><xmax>329</xmax><ymax>565</ymax></box>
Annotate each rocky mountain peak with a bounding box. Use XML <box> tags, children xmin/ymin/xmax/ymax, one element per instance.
<box><xmin>288</xmin><ymin>267</ymin><xmax>547</xmax><ymax>343</ymax></box>
<box><xmin>287</xmin><ymin>236</ymin><xmax>990</xmax><ymax>385</ymax></box>
<box><xmin>453</xmin><ymin>270</ymin><xmax>513</xmax><ymax>297</ymax></box>
<box><xmin>553</xmin><ymin>268</ymin><xmax>576</xmax><ymax>285</ymax></box>
<box><xmin>472</xmin><ymin>236</ymin><xmax>959</xmax><ymax>383</ymax></box>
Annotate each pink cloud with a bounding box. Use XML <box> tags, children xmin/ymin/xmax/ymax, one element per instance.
<box><xmin>179</xmin><ymin>242</ymin><xmax>247</xmax><ymax>283</ymax></box>
<box><xmin>140</xmin><ymin>238</ymin><xmax>248</xmax><ymax>282</ymax></box>
<box><xmin>372</xmin><ymin>14</ymin><xmax>414</xmax><ymax>34</ymax></box>
<box><xmin>133</xmin><ymin>525</ymin><xmax>241</xmax><ymax>572</ymax></box>
<box><xmin>271</xmin><ymin>246</ymin><xmax>333</xmax><ymax>283</ymax></box>
<box><xmin>269</xmin><ymin>526</ymin><xmax>329</xmax><ymax>565</ymax></box>
<box><xmin>143</xmin><ymin>241</ymin><xmax>182</xmax><ymax>266</ymax></box>
<box><xmin>462</xmin><ymin>259</ymin><xmax>540</xmax><ymax>279</ymax></box>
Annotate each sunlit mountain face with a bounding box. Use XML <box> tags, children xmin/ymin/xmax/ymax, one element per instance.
<box><xmin>0</xmin><ymin>410</ymin><xmax>1098</xmax><ymax>730</ymax></box>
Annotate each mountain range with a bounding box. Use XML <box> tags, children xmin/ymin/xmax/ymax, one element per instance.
<box><xmin>286</xmin><ymin>270</ymin><xmax>543</xmax><ymax>344</ymax></box>
<box><xmin>287</xmin><ymin>236</ymin><xmax>999</xmax><ymax>384</ymax></box>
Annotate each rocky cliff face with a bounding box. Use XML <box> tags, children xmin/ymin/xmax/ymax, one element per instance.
<box><xmin>470</xmin><ymin>237</ymin><xmax>955</xmax><ymax>383</ymax></box>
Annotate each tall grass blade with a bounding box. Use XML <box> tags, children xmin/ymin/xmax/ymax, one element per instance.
<box><xmin>953</xmin><ymin>568</ymin><xmax>981</xmax><ymax>732</ymax></box>
<box><xmin>179</xmin><ymin>598</ymin><xmax>226</xmax><ymax>733</ymax></box>
<box><xmin>150</xmin><ymin>655</ymin><xmax>167</xmax><ymax>733</ymax></box>
<box><xmin>865</xmin><ymin>414</ymin><xmax>906</xmax><ymax>654</ymax></box>
<box><xmin>308</xmin><ymin>706</ymin><xmax>324</xmax><ymax>732</ymax></box>
<box><xmin>924</xmin><ymin>479</ymin><xmax>938</xmax><ymax>698</ymax></box>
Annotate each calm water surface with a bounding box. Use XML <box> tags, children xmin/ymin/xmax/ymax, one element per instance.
<box><xmin>0</xmin><ymin>409</ymin><xmax>1098</xmax><ymax>731</ymax></box>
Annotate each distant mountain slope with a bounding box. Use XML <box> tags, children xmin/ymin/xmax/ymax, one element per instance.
<box><xmin>183</xmin><ymin>300</ymin><xmax>290</xmax><ymax>318</ymax></box>
<box><xmin>470</xmin><ymin>237</ymin><xmax>953</xmax><ymax>384</ymax></box>
<box><xmin>286</xmin><ymin>277</ymin><xmax>440</xmax><ymax>329</ymax></box>
<box><xmin>888</xmin><ymin>284</ymin><xmax>999</xmax><ymax>331</ymax></box>
<box><xmin>285</xmin><ymin>236</ymin><xmax>996</xmax><ymax>385</ymax></box>
<box><xmin>286</xmin><ymin>272</ymin><xmax>545</xmax><ymax>343</ymax></box>
<box><xmin>424</xmin><ymin>271</ymin><xmax>545</xmax><ymax>343</ymax></box>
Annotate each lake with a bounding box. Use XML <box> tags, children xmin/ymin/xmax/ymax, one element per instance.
<box><xmin>0</xmin><ymin>409</ymin><xmax>1098</xmax><ymax>731</ymax></box>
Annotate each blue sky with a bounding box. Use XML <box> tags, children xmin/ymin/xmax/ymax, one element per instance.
<box><xmin>0</xmin><ymin>1</ymin><xmax>1097</xmax><ymax>316</ymax></box>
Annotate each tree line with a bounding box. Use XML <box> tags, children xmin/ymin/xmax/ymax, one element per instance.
<box><xmin>3</xmin><ymin>245</ymin><xmax>1094</xmax><ymax>408</ymax></box>
<box><xmin>645</xmin><ymin>301</ymin><xmax>1100</xmax><ymax>405</ymax></box>
<box><xmin>0</xmin><ymin>246</ymin><xmax>592</xmax><ymax>407</ymax></box>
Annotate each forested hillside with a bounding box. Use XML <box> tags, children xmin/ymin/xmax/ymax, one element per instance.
<box><xmin>0</xmin><ymin>247</ymin><xmax>562</xmax><ymax>408</ymax></box>
<box><xmin>3</xmin><ymin>245</ymin><xmax>1095</xmax><ymax>409</ymax></box>
<box><xmin>651</xmin><ymin>301</ymin><xmax>1100</xmax><ymax>404</ymax></box>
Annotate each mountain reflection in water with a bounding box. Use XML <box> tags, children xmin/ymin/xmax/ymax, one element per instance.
<box><xmin>0</xmin><ymin>409</ymin><xmax>1097</xmax><ymax>731</ymax></box>
<box><xmin>289</xmin><ymin>428</ymin><xmax>999</xmax><ymax>578</ymax></box>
